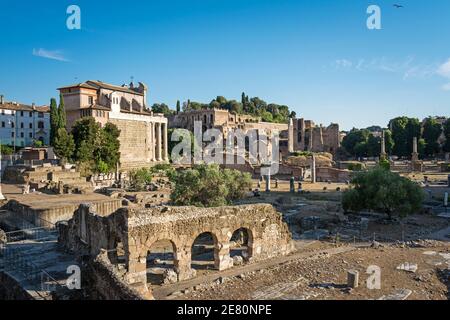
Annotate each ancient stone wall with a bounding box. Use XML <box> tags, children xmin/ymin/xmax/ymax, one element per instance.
<box><xmin>82</xmin><ymin>250</ymin><xmax>149</xmax><ymax>300</ymax></box>
<box><xmin>60</xmin><ymin>203</ymin><xmax>294</xmax><ymax>294</ymax></box>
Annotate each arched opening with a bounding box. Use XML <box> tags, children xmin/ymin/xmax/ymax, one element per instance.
<box><xmin>108</xmin><ymin>237</ymin><xmax>126</xmax><ymax>265</ymax></box>
<box><xmin>191</xmin><ymin>232</ymin><xmax>217</xmax><ymax>272</ymax></box>
<box><xmin>146</xmin><ymin>239</ymin><xmax>176</xmax><ymax>286</ymax></box>
<box><xmin>230</xmin><ymin>228</ymin><xmax>253</xmax><ymax>264</ymax></box>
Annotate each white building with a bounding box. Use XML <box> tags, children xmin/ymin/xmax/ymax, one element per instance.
<box><xmin>0</xmin><ymin>95</ymin><xmax>50</xmax><ymax>148</ymax></box>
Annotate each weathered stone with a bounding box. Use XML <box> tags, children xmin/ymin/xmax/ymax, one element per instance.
<box><xmin>232</xmin><ymin>255</ymin><xmax>245</xmax><ymax>266</ymax></box>
<box><xmin>378</xmin><ymin>289</ymin><xmax>413</xmax><ymax>300</ymax></box>
<box><xmin>0</xmin><ymin>229</ymin><xmax>7</xmax><ymax>244</ymax></box>
<box><xmin>163</xmin><ymin>269</ymin><xmax>178</xmax><ymax>284</ymax></box>
<box><xmin>396</xmin><ymin>263</ymin><xmax>418</xmax><ymax>273</ymax></box>
<box><xmin>347</xmin><ymin>270</ymin><xmax>359</xmax><ymax>288</ymax></box>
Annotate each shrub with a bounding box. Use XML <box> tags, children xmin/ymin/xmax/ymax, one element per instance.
<box><xmin>170</xmin><ymin>164</ymin><xmax>252</xmax><ymax>207</ymax></box>
<box><xmin>342</xmin><ymin>167</ymin><xmax>424</xmax><ymax>219</ymax></box>
<box><xmin>130</xmin><ymin>168</ymin><xmax>153</xmax><ymax>191</ymax></box>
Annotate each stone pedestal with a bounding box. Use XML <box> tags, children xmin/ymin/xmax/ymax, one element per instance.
<box><xmin>347</xmin><ymin>270</ymin><xmax>359</xmax><ymax>288</ymax></box>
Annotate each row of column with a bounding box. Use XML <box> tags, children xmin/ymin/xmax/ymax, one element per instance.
<box><xmin>150</xmin><ymin>122</ymin><xmax>169</xmax><ymax>162</ymax></box>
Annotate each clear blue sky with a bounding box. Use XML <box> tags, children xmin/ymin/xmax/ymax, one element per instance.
<box><xmin>1</xmin><ymin>0</ymin><xmax>449</xmax><ymax>130</ymax></box>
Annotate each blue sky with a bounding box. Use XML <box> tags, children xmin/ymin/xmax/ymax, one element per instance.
<box><xmin>0</xmin><ymin>0</ymin><xmax>449</xmax><ymax>130</ymax></box>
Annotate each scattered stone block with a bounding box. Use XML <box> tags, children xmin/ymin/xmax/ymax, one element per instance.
<box><xmin>396</xmin><ymin>263</ymin><xmax>418</xmax><ymax>273</ymax></box>
<box><xmin>232</xmin><ymin>255</ymin><xmax>245</xmax><ymax>266</ymax></box>
<box><xmin>378</xmin><ymin>289</ymin><xmax>412</xmax><ymax>300</ymax></box>
<box><xmin>347</xmin><ymin>270</ymin><xmax>359</xmax><ymax>288</ymax></box>
<box><xmin>163</xmin><ymin>269</ymin><xmax>178</xmax><ymax>284</ymax></box>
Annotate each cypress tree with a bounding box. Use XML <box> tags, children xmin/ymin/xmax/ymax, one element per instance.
<box><xmin>176</xmin><ymin>100</ymin><xmax>181</xmax><ymax>114</ymax></box>
<box><xmin>49</xmin><ymin>98</ymin><xmax>59</xmax><ymax>146</ymax></box>
<box><xmin>58</xmin><ymin>93</ymin><xmax>67</xmax><ymax>129</ymax></box>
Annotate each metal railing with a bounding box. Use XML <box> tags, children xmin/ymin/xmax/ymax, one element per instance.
<box><xmin>0</xmin><ymin>244</ymin><xmax>64</xmax><ymax>299</ymax></box>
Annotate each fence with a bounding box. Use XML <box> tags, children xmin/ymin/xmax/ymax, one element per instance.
<box><xmin>0</xmin><ymin>221</ymin><xmax>65</xmax><ymax>300</ymax></box>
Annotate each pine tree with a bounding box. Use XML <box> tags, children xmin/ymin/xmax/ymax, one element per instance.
<box><xmin>49</xmin><ymin>98</ymin><xmax>59</xmax><ymax>146</ymax></box>
<box><xmin>58</xmin><ymin>93</ymin><xmax>67</xmax><ymax>129</ymax></box>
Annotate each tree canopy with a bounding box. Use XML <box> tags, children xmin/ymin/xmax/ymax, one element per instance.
<box><xmin>170</xmin><ymin>164</ymin><xmax>252</xmax><ymax>207</ymax></box>
<box><xmin>342</xmin><ymin>167</ymin><xmax>424</xmax><ymax>219</ymax></box>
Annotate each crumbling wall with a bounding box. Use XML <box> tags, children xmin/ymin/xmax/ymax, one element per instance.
<box><xmin>81</xmin><ymin>250</ymin><xmax>150</xmax><ymax>300</ymax></box>
<box><xmin>59</xmin><ymin>203</ymin><xmax>294</xmax><ymax>294</ymax></box>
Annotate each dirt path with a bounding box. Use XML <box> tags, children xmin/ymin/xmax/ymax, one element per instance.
<box><xmin>153</xmin><ymin>242</ymin><xmax>356</xmax><ymax>300</ymax></box>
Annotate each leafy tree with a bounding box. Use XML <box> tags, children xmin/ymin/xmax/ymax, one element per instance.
<box><xmin>97</xmin><ymin>123</ymin><xmax>121</xmax><ymax>172</ymax></box>
<box><xmin>444</xmin><ymin>119</ymin><xmax>450</xmax><ymax>152</ymax></box>
<box><xmin>53</xmin><ymin>128</ymin><xmax>75</xmax><ymax>163</ymax></box>
<box><xmin>389</xmin><ymin>117</ymin><xmax>421</xmax><ymax>158</ymax></box>
<box><xmin>342</xmin><ymin>129</ymin><xmax>370</xmax><ymax>157</ymax></box>
<box><xmin>366</xmin><ymin>134</ymin><xmax>381</xmax><ymax>157</ymax></box>
<box><xmin>151</xmin><ymin>103</ymin><xmax>174</xmax><ymax>116</ymax></box>
<box><xmin>170</xmin><ymin>164</ymin><xmax>252</xmax><ymax>207</ymax></box>
<box><xmin>0</xmin><ymin>145</ymin><xmax>14</xmax><ymax>155</ymax></box>
<box><xmin>389</xmin><ymin>117</ymin><xmax>409</xmax><ymax>157</ymax></box>
<box><xmin>342</xmin><ymin>167</ymin><xmax>424</xmax><ymax>219</ymax></box>
<box><xmin>422</xmin><ymin>118</ymin><xmax>442</xmax><ymax>157</ymax></box>
<box><xmin>72</xmin><ymin>117</ymin><xmax>101</xmax><ymax>162</ymax></box>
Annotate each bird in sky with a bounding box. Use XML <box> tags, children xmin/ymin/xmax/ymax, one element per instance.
<box><xmin>393</xmin><ymin>4</ymin><xmax>404</xmax><ymax>8</ymax></box>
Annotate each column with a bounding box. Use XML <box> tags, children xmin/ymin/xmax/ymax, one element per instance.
<box><xmin>152</xmin><ymin>122</ymin><xmax>156</xmax><ymax>162</ymax></box>
<box><xmin>163</xmin><ymin>123</ymin><xmax>169</xmax><ymax>161</ymax></box>
<box><xmin>311</xmin><ymin>155</ymin><xmax>316</xmax><ymax>184</ymax></box>
<box><xmin>157</xmin><ymin>123</ymin><xmax>162</xmax><ymax>162</ymax></box>
<box><xmin>380</xmin><ymin>130</ymin><xmax>386</xmax><ymax>159</ymax></box>
<box><xmin>214</xmin><ymin>241</ymin><xmax>233</xmax><ymax>271</ymax></box>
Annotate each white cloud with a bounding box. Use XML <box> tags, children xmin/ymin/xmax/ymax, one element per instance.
<box><xmin>335</xmin><ymin>59</ymin><xmax>352</xmax><ymax>69</ymax></box>
<box><xmin>332</xmin><ymin>56</ymin><xmax>437</xmax><ymax>80</ymax></box>
<box><xmin>437</xmin><ymin>58</ymin><xmax>450</xmax><ymax>78</ymax></box>
<box><xmin>32</xmin><ymin>48</ymin><xmax>69</xmax><ymax>62</ymax></box>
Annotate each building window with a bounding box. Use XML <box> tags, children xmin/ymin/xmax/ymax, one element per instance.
<box><xmin>11</xmin><ymin>122</ymin><xmax>14</xmax><ymax>128</ymax></box>
<box><xmin>20</xmin><ymin>122</ymin><xmax>24</xmax><ymax>129</ymax></box>
<box><xmin>20</xmin><ymin>111</ymin><xmax>24</xmax><ymax>117</ymax></box>
<box><xmin>29</xmin><ymin>123</ymin><xmax>32</xmax><ymax>129</ymax></box>
<box><xmin>11</xmin><ymin>132</ymin><xmax>14</xmax><ymax>138</ymax></box>
<box><xmin>1</xmin><ymin>122</ymin><xmax>4</xmax><ymax>127</ymax></box>
<box><xmin>1</xmin><ymin>110</ymin><xmax>4</xmax><ymax>115</ymax></box>
<box><xmin>38</xmin><ymin>121</ymin><xmax>44</xmax><ymax>129</ymax></box>
<box><xmin>20</xmin><ymin>132</ymin><xmax>24</xmax><ymax>138</ymax></box>
<box><xmin>88</xmin><ymin>96</ymin><xmax>94</xmax><ymax>105</ymax></box>
<box><xmin>29</xmin><ymin>133</ymin><xmax>33</xmax><ymax>138</ymax></box>
<box><xmin>29</xmin><ymin>112</ymin><xmax>32</xmax><ymax>117</ymax></box>
<box><xmin>38</xmin><ymin>112</ymin><xmax>44</xmax><ymax>118</ymax></box>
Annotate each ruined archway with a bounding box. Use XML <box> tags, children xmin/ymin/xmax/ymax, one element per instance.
<box><xmin>191</xmin><ymin>232</ymin><xmax>218</xmax><ymax>272</ymax></box>
<box><xmin>230</xmin><ymin>228</ymin><xmax>253</xmax><ymax>264</ymax></box>
<box><xmin>146</xmin><ymin>239</ymin><xmax>176</xmax><ymax>285</ymax></box>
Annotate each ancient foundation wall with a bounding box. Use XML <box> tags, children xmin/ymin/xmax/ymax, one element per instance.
<box><xmin>5</xmin><ymin>199</ymin><xmax>123</xmax><ymax>227</ymax></box>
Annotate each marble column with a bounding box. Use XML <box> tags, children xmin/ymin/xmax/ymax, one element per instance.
<box><xmin>150</xmin><ymin>122</ymin><xmax>156</xmax><ymax>162</ymax></box>
<box><xmin>157</xmin><ymin>123</ymin><xmax>162</xmax><ymax>162</ymax></box>
<box><xmin>380</xmin><ymin>130</ymin><xmax>386</xmax><ymax>160</ymax></box>
<box><xmin>163</xmin><ymin>123</ymin><xmax>169</xmax><ymax>161</ymax></box>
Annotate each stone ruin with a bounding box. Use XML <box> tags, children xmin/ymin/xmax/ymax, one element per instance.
<box><xmin>58</xmin><ymin>203</ymin><xmax>294</xmax><ymax>298</ymax></box>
